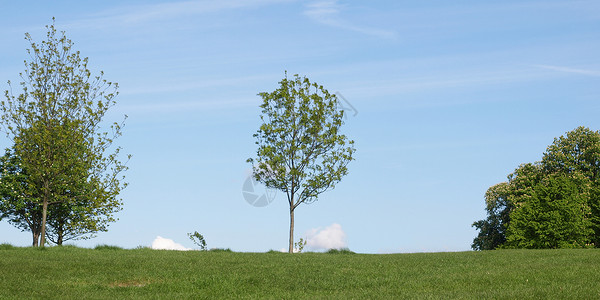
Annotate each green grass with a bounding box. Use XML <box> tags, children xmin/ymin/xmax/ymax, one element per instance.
<box><xmin>0</xmin><ymin>246</ymin><xmax>599</xmax><ymax>299</ymax></box>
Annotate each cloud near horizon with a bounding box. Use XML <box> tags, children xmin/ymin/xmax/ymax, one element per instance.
<box><xmin>306</xmin><ymin>223</ymin><xmax>347</xmax><ymax>250</ymax></box>
<box><xmin>151</xmin><ymin>236</ymin><xmax>192</xmax><ymax>251</ymax></box>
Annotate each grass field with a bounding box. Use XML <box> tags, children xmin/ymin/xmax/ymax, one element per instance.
<box><xmin>0</xmin><ymin>245</ymin><xmax>599</xmax><ymax>299</ymax></box>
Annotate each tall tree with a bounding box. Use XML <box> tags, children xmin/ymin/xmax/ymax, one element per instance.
<box><xmin>541</xmin><ymin>126</ymin><xmax>600</xmax><ymax>245</ymax></box>
<box><xmin>0</xmin><ymin>20</ymin><xmax>128</xmax><ymax>246</ymax></box>
<box><xmin>248</xmin><ymin>73</ymin><xmax>355</xmax><ymax>253</ymax></box>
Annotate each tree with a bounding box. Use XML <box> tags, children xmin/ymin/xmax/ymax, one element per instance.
<box><xmin>248</xmin><ymin>73</ymin><xmax>355</xmax><ymax>253</ymax></box>
<box><xmin>541</xmin><ymin>126</ymin><xmax>600</xmax><ymax>246</ymax></box>
<box><xmin>471</xmin><ymin>163</ymin><xmax>542</xmax><ymax>250</ymax></box>
<box><xmin>504</xmin><ymin>172</ymin><xmax>593</xmax><ymax>248</ymax></box>
<box><xmin>0</xmin><ymin>20</ymin><xmax>128</xmax><ymax>246</ymax></box>
<box><xmin>0</xmin><ymin>149</ymin><xmax>43</xmax><ymax>246</ymax></box>
<box><xmin>471</xmin><ymin>182</ymin><xmax>511</xmax><ymax>250</ymax></box>
<box><xmin>473</xmin><ymin>127</ymin><xmax>600</xmax><ymax>249</ymax></box>
<box><xmin>0</xmin><ymin>146</ymin><xmax>120</xmax><ymax>246</ymax></box>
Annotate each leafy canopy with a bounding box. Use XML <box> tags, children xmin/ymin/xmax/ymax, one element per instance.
<box><xmin>473</xmin><ymin>126</ymin><xmax>600</xmax><ymax>250</ymax></box>
<box><xmin>0</xmin><ymin>20</ymin><xmax>128</xmax><ymax>246</ymax></box>
<box><xmin>249</xmin><ymin>73</ymin><xmax>355</xmax><ymax>253</ymax></box>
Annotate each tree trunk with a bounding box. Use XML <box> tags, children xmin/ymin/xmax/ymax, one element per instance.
<box><xmin>289</xmin><ymin>207</ymin><xmax>294</xmax><ymax>253</ymax></box>
<box><xmin>40</xmin><ymin>196</ymin><xmax>48</xmax><ymax>247</ymax></box>
<box><xmin>32</xmin><ymin>231</ymin><xmax>40</xmax><ymax>247</ymax></box>
<box><xmin>57</xmin><ymin>223</ymin><xmax>64</xmax><ymax>246</ymax></box>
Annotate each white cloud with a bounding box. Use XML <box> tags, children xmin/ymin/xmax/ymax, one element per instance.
<box><xmin>306</xmin><ymin>223</ymin><xmax>347</xmax><ymax>250</ymax></box>
<box><xmin>304</xmin><ymin>0</ymin><xmax>396</xmax><ymax>39</ymax></box>
<box><xmin>151</xmin><ymin>236</ymin><xmax>192</xmax><ymax>251</ymax></box>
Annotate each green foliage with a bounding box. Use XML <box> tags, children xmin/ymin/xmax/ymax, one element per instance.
<box><xmin>248</xmin><ymin>72</ymin><xmax>355</xmax><ymax>253</ymax></box>
<box><xmin>0</xmin><ymin>20</ymin><xmax>128</xmax><ymax>246</ymax></box>
<box><xmin>94</xmin><ymin>245</ymin><xmax>123</xmax><ymax>251</ymax></box>
<box><xmin>0</xmin><ymin>148</ymin><xmax>43</xmax><ymax>246</ymax></box>
<box><xmin>208</xmin><ymin>248</ymin><xmax>232</xmax><ymax>252</ymax></box>
<box><xmin>187</xmin><ymin>231</ymin><xmax>207</xmax><ymax>251</ymax></box>
<box><xmin>0</xmin><ymin>243</ymin><xmax>16</xmax><ymax>250</ymax></box>
<box><xmin>471</xmin><ymin>182</ymin><xmax>512</xmax><ymax>250</ymax></box>
<box><xmin>326</xmin><ymin>248</ymin><xmax>355</xmax><ymax>254</ymax></box>
<box><xmin>473</xmin><ymin>126</ymin><xmax>600</xmax><ymax>249</ymax></box>
<box><xmin>541</xmin><ymin>126</ymin><xmax>600</xmax><ymax>246</ymax></box>
<box><xmin>294</xmin><ymin>237</ymin><xmax>307</xmax><ymax>253</ymax></box>
<box><xmin>266</xmin><ymin>249</ymin><xmax>281</xmax><ymax>254</ymax></box>
<box><xmin>504</xmin><ymin>173</ymin><xmax>593</xmax><ymax>248</ymax></box>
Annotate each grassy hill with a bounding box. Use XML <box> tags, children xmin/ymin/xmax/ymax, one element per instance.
<box><xmin>0</xmin><ymin>245</ymin><xmax>598</xmax><ymax>299</ymax></box>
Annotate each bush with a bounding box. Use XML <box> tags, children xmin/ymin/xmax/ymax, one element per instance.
<box><xmin>0</xmin><ymin>243</ymin><xmax>16</xmax><ymax>250</ymax></box>
<box><xmin>94</xmin><ymin>245</ymin><xmax>123</xmax><ymax>251</ymax></box>
<box><xmin>209</xmin><ymin>248</ymin><xmax>232</xmax><ymax>252</ymax></box>
<box><xmin>326</xmin><ymin>248</ymin><xmax>355</xmax><ymax>254</ymax></box>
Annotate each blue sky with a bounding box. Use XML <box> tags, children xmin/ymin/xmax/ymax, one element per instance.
<box><xmin>1</xmin><ymin>0</ymin><xmax>599</xmax><ymax>252</ymax></box>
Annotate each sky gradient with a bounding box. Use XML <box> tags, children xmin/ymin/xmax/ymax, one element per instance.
<box><xmin>1</xmin><ymin>0</ymin><xmax>599</xmax><ymax>252</ymax></box>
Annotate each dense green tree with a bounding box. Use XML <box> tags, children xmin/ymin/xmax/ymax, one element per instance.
<box><xmin>504</xmin><ymin>173</ymin><xmax>593</xmax><ymax>248</ymax></box>
<box><xmin>473</xmin><ymin>127</ymin><xmax>600</xmax><ymax>249</ymax></box>
<box><xmin>541</xmin><ymin>126</ymin><xmax>600</xmax><ymax>246</ymax></box>
<box><xmin>248</xmin><ymin>73</ymin><xmax>355</xmax><ymax>253</ymax></box>
<box><xmin>0</xmin><ymin>21</ymin><xmax>128</xmax><ymax>246</ymax></box>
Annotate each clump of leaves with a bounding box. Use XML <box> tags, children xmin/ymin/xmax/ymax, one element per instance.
<box><xmin>295</xmin><ymin>237</ymin><xmax>307</xmax><ymax>253</ymax></box>
<box><xmin>188</xmin><ymin>231</ymin><xmax>207</xmax><ymax>251</ymax></box>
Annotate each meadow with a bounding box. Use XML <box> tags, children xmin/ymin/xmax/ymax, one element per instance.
<box><xmin>0</xmin><ymin>244</ymin><xmax>598</xmax><ymax>299</ymax></box>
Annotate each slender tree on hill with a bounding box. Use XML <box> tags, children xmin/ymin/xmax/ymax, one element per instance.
<box><xmin>248</xmin><ymin>73</ymin><xmax>355</xmax><ymax>253</ymax></box>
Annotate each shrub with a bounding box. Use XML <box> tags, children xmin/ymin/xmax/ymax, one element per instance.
<box><xmin>0</xmin><ymin>243</ymin><xmax>16</xmax><ymax>250</ymax></box>
<box><xmin>209</xmin><ymin>248</ymin><xmax>232</xmax><ymax>252</ymax></box>
<box><xmin>326</xmin><ymin>248</ymin><xmax>355</xmax><ymax>254</ymax></box>
<box><xmin>94</xmin><ymin>245</ymin><xmax>123</xmax><ymax>250</ymax></box>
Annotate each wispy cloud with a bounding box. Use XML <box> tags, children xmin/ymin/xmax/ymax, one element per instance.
<box><xmin>67</xmin><ymin>0</ymin><xmax>294</xmax><ymax>29</ymax></box>
<box><xmin>304</xmin><ymin>0</ymin><xmax>396</xmax><ymax>39</ymax></box>
<box><xmin>533</xmin><ymin>64</ymin><xmax>600</xmax><ymax>77</ymax></box>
